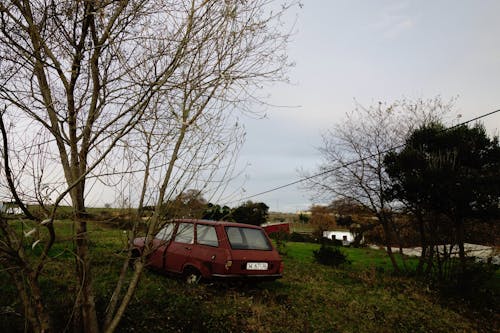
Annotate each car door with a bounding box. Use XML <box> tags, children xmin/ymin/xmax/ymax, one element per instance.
<box><xmin>148</xmin><ymin>223</ymin><xmax>175</xmax><ymax>270</ymax></box>
<box><xmin>164</xmin><ymin>222</ymin><xmax>194</xmax><ymax>273</ymax></box>
<box><xmin>190</xmin><ymin>223</ymin><xmax>228</xmax><ymax>277</ymax></box>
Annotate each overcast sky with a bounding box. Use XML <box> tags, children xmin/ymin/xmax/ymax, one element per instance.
<box><xmin>221</xmin><ymin>0</ymin><xmax>500</xmax><ymax>213</ymax></box>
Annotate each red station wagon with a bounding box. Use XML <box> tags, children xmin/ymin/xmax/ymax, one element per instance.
<box><xmin>132</xmin><ymin>219</ymin><xmax>283</xmax><ymax>283</ymax></box>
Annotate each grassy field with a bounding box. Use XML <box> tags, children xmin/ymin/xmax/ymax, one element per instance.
<box><xmin>0</xmin><ymin>220</ymin><xmax>498</xmax><ymax>332</ymax></box>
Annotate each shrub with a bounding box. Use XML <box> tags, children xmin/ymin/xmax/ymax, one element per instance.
<box><xmin>432</xmin><ymin>259</ymin><xmax>499</xmax><ymax>310</ymax></box>
<box><xmin>269</xmin><ymin>231</ymin><xmax>289</xmax><ymax>255</ymax></box>
<box><xmin>313</xmin><ymin>244</ymin><xmax>351</xmax><ymax>267</ymax></box>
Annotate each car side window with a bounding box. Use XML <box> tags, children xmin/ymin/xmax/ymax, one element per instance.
<box><xmin>156</xmin><ymin>223</ymin><xmax>175</xmax><ymax>241</ymax></box>
<box><xmin>174</xmin><ymin>222</ymin><xmax>194</xmax><ymax>244</ymax></box>
<box><xmin>197</xmin><ymin>224</ymin><xmax>219</xmax><ymax>247</ymax></box>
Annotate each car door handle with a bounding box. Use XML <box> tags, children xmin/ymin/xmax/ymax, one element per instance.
<box><xmin>184</xmin><ymin>246</ymin><xmax>192</xmax><ymax>250</ymax></box>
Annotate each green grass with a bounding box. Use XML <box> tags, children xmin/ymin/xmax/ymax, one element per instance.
<box><xmin>286</xmin><ymin>241</ymin><xmax>419</xmax><ymax>271</ymax></box>
<box><xmin>0</xmin><ymin>221</ymin><xmax>497</xmax><ymax>332</ymax></box>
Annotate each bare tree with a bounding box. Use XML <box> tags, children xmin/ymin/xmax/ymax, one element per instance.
<box><xmin>101</xmin><ymin>87</ymin><xmax>247</xmax><ymax>331</ymax></box>
<box><xmin>0</xmin><ymin>1</ymin><xmax>297</xmax><ymax>332</ymax></box>
<box><xmin>303</xmin><ymin>97</ymin><xmax>454</xmax><ymax>272</ymax></box>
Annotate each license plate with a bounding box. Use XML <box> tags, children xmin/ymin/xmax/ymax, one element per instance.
<box><xmin>246</xmin><ymin>262</ymin><xmax>268</xmax><ymax>270</ymax></box>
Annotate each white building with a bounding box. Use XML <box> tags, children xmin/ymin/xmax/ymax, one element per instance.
<box><xmin>323</xmin><ymin>230</ymin><xmax>359</xmax><ymax>246</ymax></box>
<box><xmin>0</xmin><ymin>202</ymin><xmax>23</xmax><ymax>215</ymax></box>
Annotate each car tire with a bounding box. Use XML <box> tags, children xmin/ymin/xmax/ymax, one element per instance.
<box><xmin>183</xmin><ymin>267</ymin><xmax>201</xmax><ymax>284</ymax></box>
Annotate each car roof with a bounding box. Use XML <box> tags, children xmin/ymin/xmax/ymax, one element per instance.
<box><xmin>172</xmin><ymin>218</ymin><xmax>263</xmax><ymax>229</ymax></box>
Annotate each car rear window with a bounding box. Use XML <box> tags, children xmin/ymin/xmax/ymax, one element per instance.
<box><xmin>225</xmin><ymin>227</ymin><xmax>272</xmax><ymax>250</ymax></box>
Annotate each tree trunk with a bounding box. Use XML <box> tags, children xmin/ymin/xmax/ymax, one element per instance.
<box><xmin>351</xmin><ymin>222</ymin><xmax>377</xmax><ymax>247</ymax></box>
<box><xmin>103</xmin><ymin>261</ymin><xmax>145</xmax><ymax>333</ymax></box>
<box><xmin>72</xmin><ymin>186</ymin><xmax>99</xmax><ymax>333</ymax></box>
<box><xmin>455</xmin><ymin>219</ymin><xmax>466</xmax><ymax>266</ymax></box>
<box><xmin>75</xmin><ymin>220</ymin><xmax>99</xmax><ymax>333</ymax></box>
<box><xmin>424</xmin><ymin>214</ymin><xmax>439</xmax><ymax>276</ymax></box>
<box><xmin>1</xmin><ymin>216</ymin><xmax>52</xmax><ymax>332</ymax></box>
<box><xmin>103</xmin><ymin>211</ymin><xmax>142</xmax><ymax>330</ymax></box>
<box><xmin>28</xmin><ymin>271</ymin><xmax>53</xmax><ymax>332</ymax></box>
<box><xmin>380</xmin><ymin>218</ymin><xmax>400</xmax><ymax>273</ymax></box>
<box><xmin>11</xmin><ymin>271</ymin><xmax>41</xmax><ymax>332</ymax></box>
<box><xmin>9</xmin><ymin>266</ymin><xmax>52</xmax><ymax>332</ymax></box>
<box><xmin>425</xmin><ymin>245</ymin><xmax>435</xmax><ymax>276</ymax></box>
<box><xmin>416</xmin><ymin>213</ymin><xmax>427</xmax><ymax>275</ymax></box>
<box><xmin>389</xmin><ymin>217</ymin><xmax>408</xmax><ymax>271</ymax></box>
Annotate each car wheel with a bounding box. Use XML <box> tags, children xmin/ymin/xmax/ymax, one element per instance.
<box><xmin>183</xmin><ymin>267</ymin><xmax>201</xmax><ymax>284</ymax></box>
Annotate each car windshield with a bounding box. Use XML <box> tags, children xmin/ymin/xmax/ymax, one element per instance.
<box><xmin>225</xmin><ymin>227</ymin><xmax>272</xmax><ymax>250</ymax></box>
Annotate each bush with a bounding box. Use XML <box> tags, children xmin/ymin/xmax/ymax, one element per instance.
<box><xmin>313</xmin><ymin>244</ymin><xmax>351</xmax><ymax>267</ymax></box>
<box><xmin>433</xmin><ymin>259</ymin><xmax>499</xmax><ymax>310</ymax></box>
<box><xmin>269</xmin><ymin>231</ymin><xmax>288</xmax><ymax>255</ymax></box>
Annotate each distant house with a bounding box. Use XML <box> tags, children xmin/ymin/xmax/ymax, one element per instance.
<box><xmin>0</xmin><ymin>202</ymin><xmax>23</xmax><ymax>215</ymax></box>
<box><xmin>323</xmin><ymin>230</ymin><xmax>360</xmax><ymax>246</ymax></box>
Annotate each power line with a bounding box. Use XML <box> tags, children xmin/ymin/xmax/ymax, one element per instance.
<box><xmin>229</xmin><ymin>108</ymin><xmax>500</xmax><ymax>204</ymax></box>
